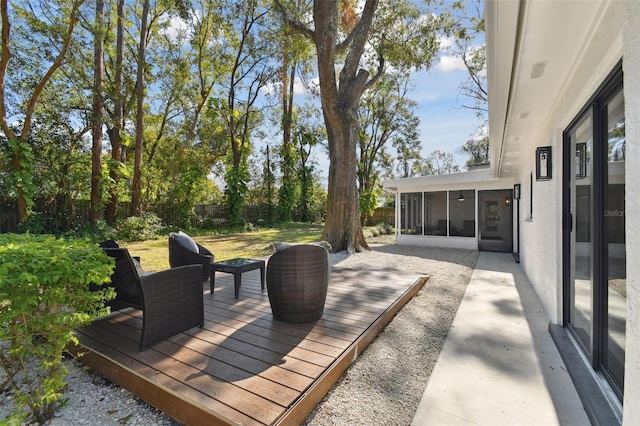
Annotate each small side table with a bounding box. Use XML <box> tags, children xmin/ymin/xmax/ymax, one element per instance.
<box><xmin>210</xmin><ymin>258</ymin><xmax>265</xmax><ymax>299</ymax></box>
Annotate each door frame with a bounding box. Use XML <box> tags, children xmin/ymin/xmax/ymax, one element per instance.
<box><xmin>562</xmin><ymin>62</ymin><xmax>624</xmax><ymax>400</ymax></box>
<box><xmin>477</xmin><ymin>189</ymin><xmax>513</xmax><ymax>253</ymax></box>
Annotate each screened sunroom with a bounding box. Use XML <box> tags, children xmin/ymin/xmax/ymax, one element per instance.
<box><xmin>384</xmin><ymin>168</ymin><xmax>515</xmax><ymax>252</ymax></box>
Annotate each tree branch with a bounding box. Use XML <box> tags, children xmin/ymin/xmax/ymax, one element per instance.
<box><xmin>273</xmin><ymin>0</ymin><xmax>315</xmax><ymax>42</ymax></box>
<box><xmin>0</xmin><ymin>0</ymin><xmax>15</xmax><ymax>140</ymax></box>
<box><xmin>22</xmin><ymin>0</ymin><xmax>84</xmax><ymax>140</ymax></box>
<box><xmin>340</xmin><ymin>0</ymin><xmax>378</xmax><ymax>81</ymax></box>
<box><xmin>363</xmin><ymin>53</ymin><xmax>384</xmax><ymax>92</ymax></box>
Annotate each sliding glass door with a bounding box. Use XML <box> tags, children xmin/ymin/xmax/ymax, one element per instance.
<box><xmin>563</xmin><ymin>65</ymin><xmax>625</xmax><ymax>400</ymax></box>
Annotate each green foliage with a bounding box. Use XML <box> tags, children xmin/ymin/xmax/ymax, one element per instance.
<box><xmin>278</xmin><ymin>141</ymin><xmax>298</xmax><ymax>222</ymax></box>
<box><xmin>359</xmin><ymin>186</ymin><xmax>382</xmax><ymax>226</ymax></box>
<box><xmin>170</xmin><ymin>164</ymin><xmax>208</xmax><ymax>228</ymax></box>
<box><xmin>67</xmin><ymin>220</ymin><xmax>117</xmax><ymax>243</ymax></box>
<box><xmin>0</xmin><ymin>234</ymin><xmax>115</xmax><ymax>424</ymax></box>
<box><xmin>0</xmin><ymin>138</ymin><xmax>37</xmax><ymax>216</ymax></box>
<box><xmin>296</xmin><ymin>182</ymin><xmax>327</xmax><ymax>224</ymax></box>
<box><xmin>358</xmin><ymin>72</ymin><xmax>419</xmax><ymax>198</ymax></box>
<box><xmin>451</xmin><ymin>0</ymin><xmax>487</xmax><ymax>117</ymax></box>
<box><xmin>115</xmin><ymin>213</ymin><xmax>164</xmax><ymax>241</ymax></box>
<box><xmin>224</xmin><ymin>165</ymin><xmax>249</xmax><ymax>226</ymax></box>
<box><xmin>292</xmin><ymin>121</ymin><xmax>324</xmax><ymax>223</ymax></box>
<box><xmin>363</xmin><ymin>222</ymin><xmax>394</xmax><ymax>239</ymax></box>
<box><xmin>425</xmin><ymin>150</ymin><xmax>461</xmax><ymax>175</ymax></box>
<box><xmin>462</xmin><ymin>134</ymin><xmax>490</xmax><ymax>168</ymax></box>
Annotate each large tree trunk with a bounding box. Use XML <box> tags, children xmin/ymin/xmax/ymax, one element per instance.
<box><xmin>90</xmin><ymin>0</ymin><xmax>104</xmax><ymax>224</ymax></box>
<box><xmin>322</xmin><ymin>105</ymin><xmax>368</xmax><ymax>253</ymax></box>
<box><xmin>104</xmin><ymin>0</ymin><xmax>125</xmax><ymax>225</ymax></box>
<box><xmin>313</xmin><ymin>0</ymin><xmax>376</xmax><ymax>253</ymax></box>
<box><xmin>130</xmin><ymin>0</ymin><xmax>150</xmax><ymax>217</ymax></box>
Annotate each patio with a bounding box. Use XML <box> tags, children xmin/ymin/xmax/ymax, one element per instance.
<box><xmin>412</xmin><ymin>252</ymin><xmax>590</xmax><ymax>425</ymax></box>
<box><xmin>73</xmin><ymin>266</ymin><xmax>426</xmax><ymax>425</ymax></box>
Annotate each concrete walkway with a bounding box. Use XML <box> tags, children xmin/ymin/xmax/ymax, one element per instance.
<box><xmin>412</xmin><ymin>252</ymin><xmax>589</xmax><ymax>425</ymax></box>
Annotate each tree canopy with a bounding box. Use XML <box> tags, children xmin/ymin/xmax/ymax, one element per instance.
<box><xmin>0</xmin><ymin>0</ymin><xmax>486</xmax><ymax>243</ymax></box>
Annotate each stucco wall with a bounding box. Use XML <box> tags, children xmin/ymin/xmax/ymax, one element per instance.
<box><xmin>512</xmin><ymin>1</ymin><xmax>638</xmax><ymax>422</ymax></box>
<box><xmin>517</xmin><ymin>133</ymin><xmax>563</xmax><ymax>323</ymax></box>
<box><xmin>516</xmin><ymin>1</ymin><xmax>626</xmax><ymax>324</ymax></box>
<box><xmin>622</xmin><ymin>0</ymin><xmax>640</xmax><ymax>423</ymax></box>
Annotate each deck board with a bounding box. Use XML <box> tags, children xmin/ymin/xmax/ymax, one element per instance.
<box><xmin>75</xmin><ymin>266</ymin><xmax>426</xmax><ymax>425</ymax></box>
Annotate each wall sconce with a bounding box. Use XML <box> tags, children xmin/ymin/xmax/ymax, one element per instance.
<box><xmin>575</xmin><ymin>142</ymin><xmax>587</xmax><ymax>179</ymax></box>
<box><xmin>536</xmin><ymin>146</ymin><xmax>552</xmax><ymax>180</ymax></box>
<box><xmin>513</xmin><ymin>184</ymin><xmax>521</xmax><ymax>200</ymax></box>
<box><xmin>505</xmin><ymin>197</ymin><xmax>511</xmax><ymax>206</ymax></box>
<box><xmin>458</xmin><ymin>191</ymin><xmax>465</xmax><ymax>201</ymax></box>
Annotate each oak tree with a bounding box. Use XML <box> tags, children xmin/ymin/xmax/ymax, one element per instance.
<box><xmin>275</xmin><ymin>0</ymin><xmax>445</xmax><ymax>252</ymax></box>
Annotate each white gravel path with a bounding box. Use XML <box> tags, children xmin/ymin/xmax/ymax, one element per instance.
<box><xmin>1</xmin><ymin>244</ymin><xmax>478</xmax><ymax>425</ymax></box>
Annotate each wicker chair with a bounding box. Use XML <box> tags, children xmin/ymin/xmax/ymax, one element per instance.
<box><xmin>168</xmin><ymin>232</ymin><xmax>214</xmax><ymax>282</ymax></box>
<box><xmin>102</xmin><ymin>248</ymin><xmax>204</xmax><ymax>350</ymax></box>
<box><xmin>266</xmin><ymin>244</ymin><xmax>330</xmax><ymax>323</ymax></box>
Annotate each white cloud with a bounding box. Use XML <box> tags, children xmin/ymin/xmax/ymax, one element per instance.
<box><xmin>436</xmin><ymin>55</ymin><xmax>467</xmax><ymax>73</ymax></box>
<box><xmin>161</xmin><ymin>15</ymin><xmax>190</xmax><ymax>42</ymax></box>
<box><xmin>261</xmin><ymin>82</ymin><xmax>278</xmax><ymax>96</ymax></box>
<box><xmin>293</xmin><ymin>77</ymin><xmax>306</xmax><ymax>95</ymax></box>
<box><xmin>438</xmin><ymin>35</ymin><xmax>454</xmax><ymax>50</ymax></box>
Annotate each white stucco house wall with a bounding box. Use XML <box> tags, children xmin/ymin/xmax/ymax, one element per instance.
<box><xmin>383</xmin><ymin>1</ymin><xmax>639</xmax><ymax>424</ymax></box>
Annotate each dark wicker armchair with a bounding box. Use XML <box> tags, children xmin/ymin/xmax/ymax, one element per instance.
<box><xmin>168</xmin><ymin>231</ymin><xmax>214</xmax><ymax>282</ymax></box>
<box><xmin>266</xmin><ymin>244</ymin><xmax>330</xmax><ymax>323</ymax></box>
<box><xmin>102</xmin><ymin>248</ymin><xmax>204</xmax><ymax>350</ymax></box>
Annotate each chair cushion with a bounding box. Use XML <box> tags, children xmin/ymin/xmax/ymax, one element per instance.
<box><xmin>272</xmin><ymin>241</ymin><xmax>332</xmax><ymax>252</ymax></box>
<box><xmin>173</xmin><ymin>231</ymin><xmax>199</xmax><ymax>253</ymax></box>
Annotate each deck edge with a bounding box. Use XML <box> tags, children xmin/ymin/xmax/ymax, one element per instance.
<box><xmin>272</xmin><ymin>275</ymin><xmax>429</xmax><ymax>426</ymax></box>
<box><xmin>68</xmin><ymin>343</ymin><xmax>238</xmax><ymax>425</ymax></box>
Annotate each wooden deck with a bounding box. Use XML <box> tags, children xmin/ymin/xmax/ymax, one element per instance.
<box><xmin>74</xmin><ymin>266</ymin><xmax>427</xmax><ymax>425</ymax></box>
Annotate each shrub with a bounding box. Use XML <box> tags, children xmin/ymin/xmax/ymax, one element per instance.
<box><xmin>0</xmin><ymin>234</ymin><xmax>115</xmax><ymax>424</ymax></box>
<box><xmin>115</xmin><ymin>212</ymin><xmax>164</xmax><ymax>241</ymax></box>
<box><xmin>64</xmin><ymin>219</ymin><xmax>117</xmax><ymax>242</ymax></box>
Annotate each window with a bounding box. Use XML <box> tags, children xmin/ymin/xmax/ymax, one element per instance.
<box><xmin>423</xmin><ymin>191</ymin><xmax>447</xmax><ymax>235</ymax></box>
<box><xmin>449</xmin><ymin>190</ymin><xmax>475</xmax><ymax>236</ymax></box>
<box><xmin>400</xmin><ymin>193</ymin><xmax>422</xmax><ymax>235</ymax></box>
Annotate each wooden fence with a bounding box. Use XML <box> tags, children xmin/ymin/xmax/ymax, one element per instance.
<box><xmin>0</xmin><ymin>200</ymin><xmax>394</xmax><ymax>233</ymax></box>
<box><xmin>368</xmin><ymin>207</ymin><xmax>395</xmax><ymax>226</ymax></box>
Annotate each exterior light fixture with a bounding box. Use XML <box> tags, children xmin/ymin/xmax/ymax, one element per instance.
<box><xmin>513</xmin><ymin>184</ymin><xmax>521</xmax><ymax>200</ymax></box>
<box><xmin>536</xmin><ymin>146</ymin><xmax>552</xmax><ymax>180</ymax></box>
<box><xmin>458</xmin><ymin>191</ymin><xmax>465</xmax><ymax>201</ymax></box>
<box><xmin>576</xmin><ymin>142</ymin><xmax>587</xmax><ymax>179</ymax></box>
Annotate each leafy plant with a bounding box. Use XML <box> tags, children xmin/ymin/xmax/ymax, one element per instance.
<box><xmin>0</xmin><ymin>234</ymin><xmax>115</xmax><ymax>424</ymax></box>
<box><xmin>359</xmin><ymin>186</ymin><xmax>381</xmax><ymax>226</ymax></box>
<box><xmin>224</xmin><ymin>164</ymin><xmax>249</xmax><ymax>227</ymax></box>
<box><xmin>67</xmin><ymin>219</ymin><xmax>117</xmax><ymax>242</ymax></box>
<box><xmin>115</xmin><ymin>213</ymin><xmax>164</xmax><ymax>241</ymax></box>
<box><xmin>1</xmin><ymin>138</ymin><xmax>37</xmax><ymax>220</ymax></box>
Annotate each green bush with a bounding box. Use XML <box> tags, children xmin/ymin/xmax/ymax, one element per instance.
<box><xmin>115</xmin><ymin>212</ymin><xmax>164</xmax><ymax>241</ymax></box>
<box><xmin>0</xmin><ymin>234</ymin><xmax>115</xmax><ymax>424</ymax></box>
<box><xmin>64</xmin><ymin>219</ymin><xmax>117</xmax><ymax>242</ymax></box>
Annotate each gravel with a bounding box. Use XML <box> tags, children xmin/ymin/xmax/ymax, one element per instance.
<box><xmin>1</xmin><ymin>244</ymin><xmax>478</xmax><ymax>425</ymax></box>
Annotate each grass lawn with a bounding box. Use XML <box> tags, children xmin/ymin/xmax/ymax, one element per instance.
<box><xmin>125</xmin><ymin>224</ymin><xmax>325</xmax><ymax>272</ymax></box>
<box><xmin>124</xmin><ymin>224</ymin><xmax>395</xmax><ymax>272</ymax></box>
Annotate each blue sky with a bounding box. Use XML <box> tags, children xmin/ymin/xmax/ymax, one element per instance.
<box><xmin>165</xmin><ymin>2</ymin><xmax>485</xmax><ymax>186</ymax></box>
<box><xmin>413</xmin><ymin>65</ymin><xmax>485</xmax><ymax>167</ymax></box>
<box><xmin>291</xmin><ymin>57</ymin><xmax>484</xmax><ymax>181</ymax></box>
<box><xmin>280</xmin><ymin>24</ymin><xmax>485</xmax><ymax>180</ymax></box>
